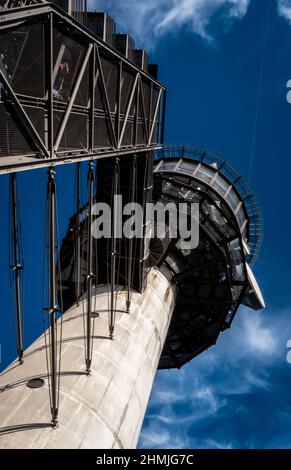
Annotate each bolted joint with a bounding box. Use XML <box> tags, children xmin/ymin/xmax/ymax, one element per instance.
<box><xmin>51</xmin><ymin>419</ymin><xmax>59</xmax><ymax>430</ymax></box>
<box><xmin>48</xmin><ymin>167</ymin><xmax>56</xmax><ymax>179</ymax></box>
<box><xmin>9</xmin><ymin>263</ymin><xmax>23</xmax><ymax>271</ymax></box>
<box><xmin>51</xmin><ymin>408</ymin><xmax>59</xmax><ymax>429</ymax></box>
<box><xmin>109</xmin><ymin>325</ymin><xmax>114</xmax><ymax>340</ymax></box>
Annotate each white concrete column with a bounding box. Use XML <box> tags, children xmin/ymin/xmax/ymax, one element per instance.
<box><xmin>0</xmin><ymin>268</ymin><xmax>175</xmax><ymax>449</ymax></box>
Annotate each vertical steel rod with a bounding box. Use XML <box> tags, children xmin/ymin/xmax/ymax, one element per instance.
<box><xmin>109</xmin><ymin>158</ymin><xmax>119</xmax><ymax>338</ymax></box>
<box><xmin>48</xmin><ymin>168</ymin><xmax>58</xmax><ymax>428</ymax></box>
<box><xmin>126</xmin><ymin>155</ymin><xmax>137</xmax><ymax>312</ymax></box>
<box><xmin>85</xmin><ymin>161</ymin><xmax>94</xmax><ymax>374</ymax></box>
<box><xmin>10</xmin><ymin>173</ymin><xmax>23</xmax><ymax>364</ymax></box>
<box><xmin>75</xmin><ymin>162</ymin><xmax>81</xmax><ymax>304</ymax></box>
<box><xmin>161</xmin><ymin>90</ymin><xmax>167</xmax><ymax>145</ymax></box>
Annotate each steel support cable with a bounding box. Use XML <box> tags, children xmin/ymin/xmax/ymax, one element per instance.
<box><xmin>141</xmin><ymin>151</ymin><xmax>149</xmax><ymax>273</ymax></box>
<box><xmin>43</xmin><ymin>168</ymin><xmax>62</xmax><ymax>428</ymax></box>
<box><xmin>8</xmin><ymin>173</ymin><xmax>24</xmax><ymax>364</ymax></box>
<box><xmin>106</xmin><ymin>182</ymin><xmax>111</xmax><ymax>329</ymax></box>
<box><xmin>111</xmin><ymin>158</ymin><xmax>120</xmax><ymax>336</ymax></box>
<box><xmin>126</xmin><ymin>154</ymin><xmax>137</xmax><ymax>312</ymax></box>
<box><xmin>78</xmin><ymin>166</ymin><xmax>88</xmax><ymax>356</ymax></box>
<box><xmin>75</xmin><ymin>162</ymin><xmax>81</xmax><ymax>305</ymax></box>
<box><xmin>8</xmin><ymin>187</ymin><xmax>18</xmax><ymax>361</ymax></box>
<box><xmin>91</xmin><ymin>166</ymin><xmax>99</xmax><ymax>356</ymax></box>
<box><xmin>54</xmin><ymin>177</ymin><xmax>64</xmax><ymax>414</ymax></box>
<box><xmin>48</xmin><ymin>169</ymin><xmax>58</xmax><ymax>427</ymax></box>
<box><xmin>106</xmin><ymin>166</ymin><xmax>114</xmax><ymax>334</ymax></box>
<box><xmin>42</xmin><ymin>186</ymin><xmax>52</xmax><ymax>419</ymax></box>
<box><xmin>125</xmin><ymin>154</ymin><xmax>139</xmax><ymax>311</ymax></box>
<box><xmin>108</xmin><ymin>157</ymin><xmax>120</xmax><ymax>339</ymax></box>
<box><xmin>90</xmin><ymin>165</ymin><xmax>99</xmax><ymax>365</ymax></box>
<box><xmin>85</xmin><ymin>161</ymin><xmax>95</xmax><ymax>375</ymax></box>
<box><xmin>113</xmin><ymin>160</ymin><xmax>122</xmax><ymax>316</ymax></box>
<box><xmin>19</xmin><ymin>191</ymin><xmax>25</xmax><ymax>351</ymax></box>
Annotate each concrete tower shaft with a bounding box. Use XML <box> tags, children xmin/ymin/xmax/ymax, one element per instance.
<box><xmin>0</xmin><ymin>268</ymin><xmax>175</xmax><ymax>449</ymax></box>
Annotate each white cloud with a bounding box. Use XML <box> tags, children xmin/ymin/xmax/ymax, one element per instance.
<box><xmin>140</xmin><ymin>425</ymin><xmax>186</xmax><ymax>448</ymax></box>
<box><xmin>277</xmin><ymin>0</ymin><xmax>291</xmax><ymax>24</ymax></box>
<box><xmin>139</xmin><ymin>306</ymin><xmax>291</xmax><ymax>448</ymax></box>
<box><xmin>89</xmin><ymin>0</ymin><xmax>251</xmax><ymax>48</ymax></box>
<box><xmin>242</xmin><ymin>312</ymin><xmax>277</xmax><ymax>356</ymax></box>
<box><xmin>88</xmin><ymin>1</ymin><xmax>291</xmax><ymax>51</ymax></box>
<box><xmin>148</xmin><ymin>385</ymin><xmax>227</xmax><ymax>426</ymax></box>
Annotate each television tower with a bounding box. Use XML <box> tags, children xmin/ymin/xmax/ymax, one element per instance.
<box><xmin>0</xmin><ymin>2</ymin><xmax>264</xmax><ymax>448</ymax></box>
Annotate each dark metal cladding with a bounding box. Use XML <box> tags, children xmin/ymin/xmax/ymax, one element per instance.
<box><xmin>57</xmin><ymin>151</ymin><xmax>154</xmax><ymax>312</ymax></box>
<box><xmin>87</xmin><ymin>12</ymin><xmax>116</xmax><ymax>46</ymax></box>
<box><xmin>52</xmin><ymin>0</ymin><xmax>88</xmax><ymax>26</ymax></box>
<box><xmin>114</xmin><ymin>34</ymin><xmax>135</xmax><ymax>61</ymax></box>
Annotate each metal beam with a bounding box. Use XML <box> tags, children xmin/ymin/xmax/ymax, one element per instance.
<box><xmin>118</xmin><ymin>73</ymin><xmax>139</xmax><ymax>148</ymax></box>
<box><xmin>89</xmin><ymin>44</ymin><xmax>96</xmax><ymax>153</ymax></box>
<box><xmin>148</xmin><ymin>88</ymin><xmax>162</xmax><ymax>145</ymax></box>
<box><xmin>115</xmin><ymin>61</ymin><xmax>122</xmax><ymax>143</ymax></box>
<box><xmin>0</xmin><ymin>145</ymin><xmax>163</xmax><ymax>175</ymax></box>
<box><xmin>54</xmin><ymin>43</ymin><xmax>93</xmax><ymax>152</ymax></box>
<box><xmin>47</xmin><ymin>12</ymin><xmax>54</xmax><ymax>159</ymax></box>
<box><xmin>52</xmin><ymin>44</ymin><xmax>66</xmax><ymax>86</ymax></box>
<box><xmin>161</xmin><ymin>90</ymin><xmax>167</xmax><ymax>145</ymax></box>
<box><xmin>149</xmin><ymin>82</ymin><xmax>153</xmax><ymax>137</ymax></box>
<box><xmin>0</xmin><ymin>4</ymin><xmax>52</xmax><ymax>22</ymax></box>
<box><xmin>95</xmin><ymin>46</ymin><xmax>118</xmax><ymax>149</ymax></box>
<box><xmin>134</xmin><ymin>78</ymin><xmax>140</xmax><ymax>147</ymax></box>
<box><xmin>139</xmin><ymin>79</ymin><xmax>149</xmax><ymax>144</ymax></box>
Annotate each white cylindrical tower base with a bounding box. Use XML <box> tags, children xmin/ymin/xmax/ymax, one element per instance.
<box><xmin>0</xmin><ymin>268</ymin><xmax>175</xmax><ymax>449</ymax></box>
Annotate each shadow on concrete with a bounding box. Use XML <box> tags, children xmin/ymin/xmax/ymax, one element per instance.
<box><xmin>0</xmin><ymin>370</ymin><xmax>87</xmax><ymax>393</ymax></box>
<box><xmin>0</xmin><ymin>422</ymin><xmax>52</xmax><ymax>436</ymax></box>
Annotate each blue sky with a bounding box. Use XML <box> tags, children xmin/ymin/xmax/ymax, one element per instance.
<box><xmin>1</xmin><ymin>0</ymin><xmax>291</xmax><ymax>449</ymax></box>
<box><xmin>88</xmin><ymin>0</ymin><xmax>291</xmax><ymax>448</ymax></box>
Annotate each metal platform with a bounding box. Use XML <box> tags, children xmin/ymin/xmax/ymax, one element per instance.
<box><xmin>154</xmin><ymin>146</ymin><xmax>263</xmax><ymax>264</ymax></box>
<box><xmin>152</xmin><ymin>146</ymin><xmax>264</xmax><ymax>369</ymax></box>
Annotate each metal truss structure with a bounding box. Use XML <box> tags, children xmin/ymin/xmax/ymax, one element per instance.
<box><xmin>0</xmin><ymin>0</ymin><xmax>44</xmax><ymax>10</ymax></box>
<box><xmin>0</xmin><ymin>2</ymin><xmax>166</xmax><ymax>174</ymax></box>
